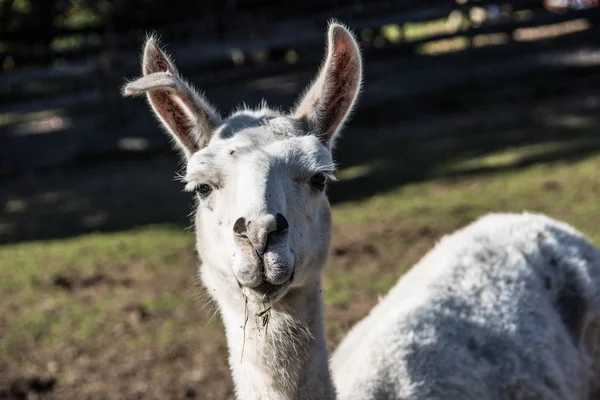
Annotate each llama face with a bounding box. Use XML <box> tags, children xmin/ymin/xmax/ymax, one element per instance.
<box><xmin>185</xmin><ymin>112</ymin><xmax>334</xmax><ymax>303</ymax></box>
<box><xmin>123</xmin><ymin>23</ymin><xmax>362</xmax><ymax>305</ymax></box>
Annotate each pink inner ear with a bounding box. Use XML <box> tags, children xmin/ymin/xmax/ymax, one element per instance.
<box><xmin>141</xmin><ymin>41</ymin><xmax>199</xmax><ymax>154</ymax></box>
<box><xmin>147</xmin><ymin>90</ymin><xmax>199</xmax><ymax>154</ymax></box>
<box><xmin>319</xmin><ymin>34</ymin><xmax>360</xmax><ymax>144</ymax></box>
<box><xmin>334</xmin><ymin>37</ymin><xmax>350</xmax><ymax>54</ymax></box>
<box><xmin>143</xmin><ymin>41</ymin><xmax>176</xmax><ymax>76</ymax></box>
<box><xmin>149</xmin><ymin>55</ymin><xmax>170</xmax><ymax>74</ymax></box>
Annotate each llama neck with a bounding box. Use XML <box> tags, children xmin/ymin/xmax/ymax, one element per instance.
<box><xmin>216</xmin><ymin>278</ymin><xmax>335</xmax><ymax>400</ymax></box>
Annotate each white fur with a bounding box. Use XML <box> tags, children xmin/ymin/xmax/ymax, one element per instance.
<box><xmin>123</xmin><ymin>21</ymin><xmax>600</xmax><ymax>400</ymax></box>
<box><xmin>333</xmin><ymin>213</ymin><xmax>600</xmax><ymax>400</ymax></box>
<box><xmin>194</xmin><ymin>120</ymin><xmax>337</xmax><ymax>399</ymax></box>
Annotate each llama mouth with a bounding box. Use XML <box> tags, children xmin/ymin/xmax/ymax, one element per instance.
<box><xmin>241</xmin><ymin>270</ymin><xmax>295</xmax><ymax>303</ymax></box>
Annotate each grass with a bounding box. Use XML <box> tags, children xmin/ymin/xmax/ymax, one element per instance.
<box><xmin>0</xmin><ymin>226</ymin><xmax>192</xmax><ymax>298</ymax></box>
<box><xmin>335</xmin><ymin>152</ymin><xmax>600</xmax><ymax>235</ymax></box>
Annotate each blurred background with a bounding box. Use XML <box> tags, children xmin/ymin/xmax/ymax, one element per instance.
<box><xmin>1</xmin><ymin>0</ymin><xmax>599</xmax><ymax>398</ymax></box>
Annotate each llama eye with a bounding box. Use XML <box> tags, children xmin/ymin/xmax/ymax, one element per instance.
<box><xmin>195</xmin><ymin>184</ymin><xmax>213</xmax><ymax>198</ymax></box>
<box><xmin>309</xmin><ymin>173</ymin><xmax>327</xmax><ymax>192</ymax></box>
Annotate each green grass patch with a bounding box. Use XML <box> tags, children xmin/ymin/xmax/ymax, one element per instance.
<box><xmin>333</xmin><ymin>152</ymin><xmax>600</xmax><ymax>244</ymax></box>
<box><xmin>0</xmin><ymin>225</ymin><xmax>192</xmax><ymax>296</ymax></box>
<box><xmin>141</xmin><ymin>292</ymin><xmax>190</xmax><ymax>314</ymax></box>
<box><xmin>324</xmin><ymin>265</ymin><xmax>395</xmax><ymax>307</ymax></box>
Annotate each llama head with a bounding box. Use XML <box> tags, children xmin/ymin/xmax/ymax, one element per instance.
<box><xmin>123</xmin><ymin>22</ymin><xmax>362</xmax><ymax>305</ymax></box>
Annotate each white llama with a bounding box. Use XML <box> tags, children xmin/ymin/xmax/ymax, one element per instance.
<box><xmin>122</xmin><ymin>22</ymin><xmax>600</xmax><ymax>400</ymax></box>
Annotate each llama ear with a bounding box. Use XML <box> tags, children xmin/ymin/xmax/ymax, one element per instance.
<box><xmin>122</xmin><ymin>37</ymin><xmax>221</xmax><ymax>159</ymax></box>
<box><xmin>293</xmin><ymin>22</ymin><xmax>362</xmax><ymax>149</ymax></box>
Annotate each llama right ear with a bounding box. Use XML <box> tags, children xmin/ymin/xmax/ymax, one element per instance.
<box><xmin>122</xmin><ymin>37</ymin><xmax>221</xmax><ymax>159</ymax></box>
<box><xmin>293</xmin><ymin>23</ymin><xmax>362</xmax><ymax>149</ymax></box>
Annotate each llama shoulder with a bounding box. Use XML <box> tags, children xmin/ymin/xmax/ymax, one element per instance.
<box><xmin>332</xmin><ymin>212</ymin><xmax>600</xmax><ymax>399</ymax></box>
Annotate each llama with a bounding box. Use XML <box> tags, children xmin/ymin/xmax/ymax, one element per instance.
<box><xmin>122</xmin><ymin>22</ymin><xmax>600</xmax><ymax>399</ymax></box>
<box><xmin>123</xmin><ymin>23</ymin><xmax>360</xmax><ymax>399</ymax></box>
<box><xmin>332</xmin><ymin>213</ymin><xmax>600</xmax><ymax>399</ymax></box>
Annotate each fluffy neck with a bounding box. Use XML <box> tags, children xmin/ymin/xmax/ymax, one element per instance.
<box><xmin>208</xmin><ymin>271</ymin><xmax>335</xmax><ymax>400</ymax></box>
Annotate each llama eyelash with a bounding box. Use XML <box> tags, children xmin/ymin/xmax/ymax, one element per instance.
<box><xmin>183</xmin><ymin>181</ymin><xmax>198</xmax><ymax>192</ymax></box>
<box><xmin>312</xmin><ymin>163</ymin><xmax>338</xmax><ymax>181</ymax></box>
<box><xmin>323</xmin><ymin>172</ymin><xmax>338</xmax><ymax>182</ymax></box>
<box><xmin>184</xmin><ymin>181</ymin><xmax>223</xmax><ymax>193</ymax></box>
<box><xmin>296</xmin><ymin>171</ymin><xmax>337</xmax><ymax>185</ymax></box>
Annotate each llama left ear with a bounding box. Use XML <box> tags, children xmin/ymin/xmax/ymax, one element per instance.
<box><xmin>293</xmin><ymin>22</ymin><xmax>362</xmax><ymax>149</ymax></box>
<box><xmin>122</xmin><ymin>36</ymin><xmax>221</xmax><ymax>160</ymax></box>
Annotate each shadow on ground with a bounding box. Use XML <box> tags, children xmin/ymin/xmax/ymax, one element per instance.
<box><xmin>1</xmin><ymin>88</ymin><xmax>600</xmax><ymax>245</ymax></box>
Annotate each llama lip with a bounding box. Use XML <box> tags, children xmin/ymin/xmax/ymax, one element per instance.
<box><xmin>242</xmin><ymin>270</ymin><xmax>294</xmax><ymax>303</ymax></box>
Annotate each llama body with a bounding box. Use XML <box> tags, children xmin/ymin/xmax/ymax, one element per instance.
<box><xmin>333</xmin><ymin>213</ymin><xmax>600</xmax><ymax>399</ymax></box>
<box><xmin>122</xmin><ymin>22</ymin><xmax>600</xmax><ymax>400</ymax></box>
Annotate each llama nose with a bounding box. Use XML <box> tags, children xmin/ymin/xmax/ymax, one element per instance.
<box><xmin>233</xmin><ymin>217</ymin><xmax>247</xmax><ymax>235</ymax></box>
<box><xmin>233</xmin><ymin>213</ymin><xmax>288</xmax><ymax>255</ymax></box>
<box><xmin>274</xmin><ymin>213</ymin><xmax>289</xmax><ymax>232</ymax></box>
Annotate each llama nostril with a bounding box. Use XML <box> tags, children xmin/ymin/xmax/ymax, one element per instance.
<box><xmin>274</xmin><ymin>213</ymin><xmax>289</xmax><ymax>233</ymax></box>
<box><xmin>233</xmin><ymin>217</ymin><xmax>247</xmax><ymax>235</ymax></box>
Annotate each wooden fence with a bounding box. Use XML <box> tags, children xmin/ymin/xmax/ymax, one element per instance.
<box><xmin>1</xmin><ymin>0</ymin><xmax>600</xmax><ymax>177</ymax></box>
